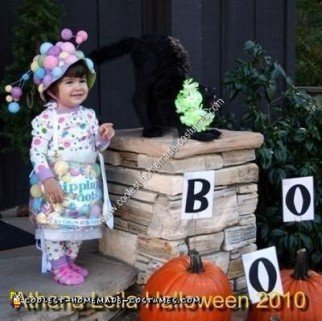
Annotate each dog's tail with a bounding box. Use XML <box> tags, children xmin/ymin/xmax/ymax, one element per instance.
<box><xmin>89</xmin><ymin>38</ymin><xmax>137</xmax><ymax>64</ymax></box>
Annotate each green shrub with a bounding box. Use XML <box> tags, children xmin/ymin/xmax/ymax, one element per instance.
<box><xmin>296</xmin><ymin>0</ymin><xmax>322</xmax><ymax>86</ymax></box>
<box><xmin>0</xmin><ymin>0</ymin><xmax>63</xmax><ymax>160</ymax></box>
<box><xmin>222</xmin><ymin>41</ymin><xmax>322</xmax><ymax>268</ymax></box>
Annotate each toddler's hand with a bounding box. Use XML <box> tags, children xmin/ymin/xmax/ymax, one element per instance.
<box><xmin>43</xmin><ymin>177</ymin><xmax>64</xmax><ymax>203</ymax></box>
<box><xmin>99</xmin><ymin>123</ymin><xmax>115</xmax><ymax>140</ymax></box>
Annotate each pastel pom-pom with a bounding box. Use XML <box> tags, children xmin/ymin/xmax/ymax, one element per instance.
<box><xmin>43</xmin><ymin>74</ymin><xmax>53</xmax><ymax>87</ymax></box>
<box><xmin>31</xmin><ymin>61</ymin><xmax>39</xmax><ymax>71</ymax></box>
<box><xmin>37</xmin><ymin>55</ymin><xmax>45</xmax><ymax>67</ymax></box>
<box><xmin>5</xmin><ymin>85</ymin><xmax>12</xmax><ymax>92</ymax></box>
<box><xmin>75</xmin><ymin>36</ymin><xmax>83</xmax><ymax>45</ymax></box>
<box><xmin>52</xmin><ymin>66</ymin><xmax>63</xmax><ymax>78</ymax></box>
<box><xmin>61</xmin><ymin>42</ymin><xmax>75</xmax><ymax>53</ymax></box>
<box><xmin>33</xmin><ymin>75</ymin><xmax>41</xmax><ymax>85</ymax></box>
<box><xmin>22</xmin><ymin>73</ymin><xmax>30</xmax><ymax>81</ymax></box>
<box><xmin>43</xmin><ymin>55</ymin><xmax>58</xmax><ymax>70</ymax></box>
<box><xmin>69</xmin><ymin>168</ymin><xmax>80</xmax><ymax>176</ymax></box>
<box><xmin>90</xmin><ymin>204</ymin><xmax>101</xmax><ymax>217</ymax></box>
<box><xmin>75</xmin><ymin>50</ymin><xmax>85</xmax><ymax>58</ymax></box>
<box><xmin>61</xmin><ymin>175</ymin><xmax>71</xmax><ymax>182</ymax></box>
<box><xmin>61</xmin><ymin>28</ymin><xmax>73</xmax><ymax>40</ymax></box>
<box><xmin>32</xmin><ymin>198</ymin><xmax>42</xmax><ymax>212</ymax></box>
<box><xmin>34</xmin><ymin>68</ymin><xmax>46</xmax><ymax>79</ymax></box>
<box><xmin>29</xmin><ymin>174</ymin><xmax>38</xmax><ymax>185</ymax></box>
<box><xmin>54</xmin><ymin>161</ymin><xmax>69</xmax><ymax>177</ymax></box>
<box><xmin>8</xmin><ymin>102</ymin><xmax>20</xmax><ymax>113</ymax></box>
<box><xmin>30</xmin><ymin>184</ymin><xmax>42</xmax><ymax>197</ymax></box>
<box><xmin>80</xmin><ymin>205</ymin><xmax>89</xmax><ymax>215</ymax></box>
<box><xmin>38</xmin><ymin>84</ymin><xmax>44</xmax><ymax>93</ymax></box>
<box><xmin>6</xmin><ymin>95</ymin><xmax>13</xmax><ymax>102</ymax></box>
<box><xmin>85</xmin><ymin>58</ymin><xmax>94</xmax><ymax>70</ymax></box>
<box><xmin>65</xmin><ymin>55</ymin><xmax>78</xmax><ymax>64</ymax></box>
<box><xmin>47</xmin><ymin>45</ymin><xmax>62</xmax><ymax>56</ymax></box>
<box><xmin>59</xmin><ymin>51</ymin><xmax>69</xmax><ymax>59</ymax></box>
<box><xmin>11</xmin><ymin>87</ymin><xmax>23</xmax><ymax>99</ymax></box>
<box><xmin>77</xmin><ymin>30</ymin><xmax>88</xmax><ymax>41</ymax></box>
<box><xmin>40</xmin><ymin>42</ymin><xmax>53</xmax><ymax>55</ymax></box>
<box><xmin>36</xmin><ymin>213</ymin><xmax>47</xmax><ymax>224</ymax></box>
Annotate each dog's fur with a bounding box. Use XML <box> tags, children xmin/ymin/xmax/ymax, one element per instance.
<box><xmin>90</xmin><ymin>34</ymin><xmax>221</xmax><ymax>141</ymax></box>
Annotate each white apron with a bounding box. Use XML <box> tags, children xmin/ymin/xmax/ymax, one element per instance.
<box><xmin>29</xmin><ymin>109</ymin><xmax>113</xmax><ymax>272</ymax></box>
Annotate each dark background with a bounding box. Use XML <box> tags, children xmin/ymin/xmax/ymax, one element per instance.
<box><xmin>0</xmin><ymin>0</ymin><xmax>295</xmax><ymax>209</ymax></box>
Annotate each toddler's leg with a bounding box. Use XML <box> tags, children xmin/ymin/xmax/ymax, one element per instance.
<box><xmin>45</xmin><ymin>240</ymin><xmax>84</xmax><ymax>285</ymax></box>
<box><xmin>45</xmin><ymin>240</ymin><xmax>66</xmax><ymax>265</ymax></box>
<box><xmin>65</xmin><ymin>241</ymin><xmax>89</xmax><ymax>277</ymax></box>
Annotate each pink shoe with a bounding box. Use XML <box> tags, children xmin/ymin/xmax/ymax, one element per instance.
<box><xmin>68</xmin><ymin>261</ymin><xmax>89</xmax><ymax>277</ymax></box>
<box><xmin>52</xmin><ymin>265</ymin><xmax>84</xmax><ymax>285</ymax></box>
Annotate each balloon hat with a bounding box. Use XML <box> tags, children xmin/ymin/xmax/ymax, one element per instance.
<box><xmin>5</xmin><ymin>28</ymin><xmax>96</xmax><ymax>113</ymax></box>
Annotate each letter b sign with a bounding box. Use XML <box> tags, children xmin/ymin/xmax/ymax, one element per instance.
<box><xmin>182</xmin><ymin>171</ymin><xmax>214</xmax><ymax>219</ymax></box>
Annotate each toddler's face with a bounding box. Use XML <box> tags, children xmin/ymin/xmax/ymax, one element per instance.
<box><xmin>56</xmin><ymin>76</ymin><xmax>89</xmax><ymax>108</ymax></box>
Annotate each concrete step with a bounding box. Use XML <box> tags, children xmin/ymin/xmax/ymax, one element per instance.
<box><xmin>1</xmin><ymin>248</ymin><xmax>137</xmax><ymax>321</ymax></box>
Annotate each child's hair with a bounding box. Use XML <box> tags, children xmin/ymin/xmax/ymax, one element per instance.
<box><xmin>44</xmin><ymin>61</ymin><xmax>88</xmax><ymax>101</ymax></box>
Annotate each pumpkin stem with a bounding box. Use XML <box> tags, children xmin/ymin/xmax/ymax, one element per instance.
<box><xmin>292</xmin><ymin>248</ymin><xmax>309</xmax><ymax>280</ymax></box>
<box><xmin>188</xmin><ymin>249</ymin><xmax>204</xmax><ymax>274</ymax></box>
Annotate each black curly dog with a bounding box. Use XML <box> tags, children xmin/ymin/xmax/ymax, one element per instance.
<box><xmin>90</xmin><ymin>34</ymin><xmax>221</xmax><ymax>141</ymax></box>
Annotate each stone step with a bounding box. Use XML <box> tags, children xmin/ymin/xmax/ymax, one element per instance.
<box><xmin>1</xmin><ymin>249</ymin><xmax>136</xmax><ymax>321</ymax></box>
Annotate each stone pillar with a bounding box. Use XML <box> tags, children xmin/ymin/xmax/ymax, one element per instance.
<box><xmin>99</xmin><ymin>128</ymin><xmax>263</xmax><ymax>292</ymax></box>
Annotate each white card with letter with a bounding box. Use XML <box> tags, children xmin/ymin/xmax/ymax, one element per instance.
<box><xmin>182</xmin><ymin>170</ymin><xmax>214</xmax><ymax>220</ymax></box>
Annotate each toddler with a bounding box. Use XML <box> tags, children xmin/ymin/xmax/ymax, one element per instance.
<box><xmin>8</xmin><ymin>29</ymin><xmax>115</xmax><ymax>285</ymax></box>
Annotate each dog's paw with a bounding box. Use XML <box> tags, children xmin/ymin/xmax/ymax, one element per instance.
<box><xmin>190</xmin><ymin>131</ymin><xmax>220</xmax><ymax>142</ymax></box>
<box><xmin>178</xmin><ymin>126</ymin><xmax>221</xmax><ymax>141</ymax></box>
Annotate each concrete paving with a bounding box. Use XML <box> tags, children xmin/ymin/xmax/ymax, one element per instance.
<box><xmin>0</xmin><ymin>208</ymin><xmax>248</xmax><ymax>320</ymax></box>
<box><xmin>0</xmin><ymin>209</ymin><xmax>137</xmax><ymax>321</ymax></box>
<box><xmin>1</xmin><ymin>245</ymin><xmax>137</xmax><ymax>320</ymax></box>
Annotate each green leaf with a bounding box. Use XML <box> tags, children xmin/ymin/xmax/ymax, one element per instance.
<box><xmin>271</xmin><ymin>229</ymin><xmax>286</xmax><ymax>237</ymax></box>
<box><xmin>244</xmin><ymin>40</ymin><xmax>256</xmax><ymax>51</ymax></box>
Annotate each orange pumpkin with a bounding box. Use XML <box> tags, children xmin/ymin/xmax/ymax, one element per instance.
<box><xmin>247</xmin><ymin>248</ymin><xmax>322</xmax><ymax>321</ymax></box>
<box><xmin>140</xmin><ymin>250</ymin><xmax>232</xmax><ymax>321</ymax></box>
